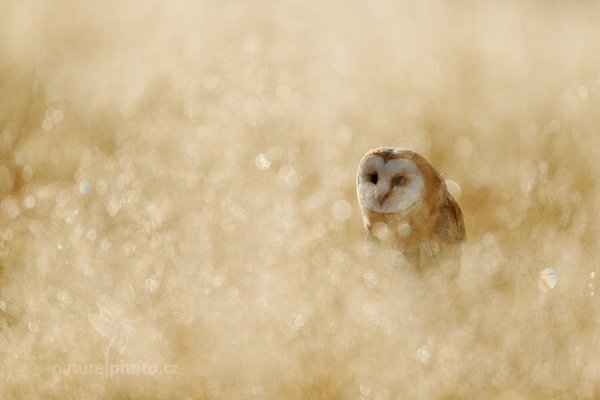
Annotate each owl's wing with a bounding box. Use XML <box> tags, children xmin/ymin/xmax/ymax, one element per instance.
<box><xmin>433</xmin><ymin>193</ymin><xmax>466</xmax><ymax>244</ymax></box>
<box><xmin>419</xmin><ymin>193</ymin><xmax>465</xmax><ymax>271</ymax></box>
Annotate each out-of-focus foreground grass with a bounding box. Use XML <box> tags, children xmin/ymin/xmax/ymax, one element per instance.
<box><xmin>1</xmin><ymin>0</ymin><xmax>600</xmax><ymax>398</ymax></box>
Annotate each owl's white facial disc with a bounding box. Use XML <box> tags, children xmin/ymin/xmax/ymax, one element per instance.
<box><xmin>358</xmin><ymin>156</ymin><xmax>424</xmax><ymax>214</ymax></box>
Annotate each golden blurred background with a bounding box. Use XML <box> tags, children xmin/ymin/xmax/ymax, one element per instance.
<box><xmin>1</xmin><ymin>0</ymin><xmax>600</xmax><ymax>398</ymax></box>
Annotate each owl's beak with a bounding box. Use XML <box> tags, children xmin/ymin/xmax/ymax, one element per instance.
<box><xmin>376</xmin><ymin>189</ymin><xmax>392</xmax><ymax>206</ymax></box>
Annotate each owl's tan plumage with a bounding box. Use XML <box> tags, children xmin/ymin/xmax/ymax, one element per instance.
<box><xmin>356</xmin><ymin>147</ymin><xmax>466</xmax><ymax>269</ymax></box>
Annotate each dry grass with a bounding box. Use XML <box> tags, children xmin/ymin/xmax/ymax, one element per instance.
<box><xmin>1</xmin><ymin>0</ymin><xmax>600</xmax><ymax>398</ymax></box>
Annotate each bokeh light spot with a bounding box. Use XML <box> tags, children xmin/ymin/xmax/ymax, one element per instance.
<box><xmin>372</xmin><ymin>222</ymin><xmax>391</xmax><ymax>241</ymax></box>
<box><xmin>289</xmin><ymin>314</ymin><xmax>305</xmax><ymax>331</ymax></box>
<box><xmin>86</xmin><ymin>229</ymin><xmax>97</xmax><ymax>241</ymax></box>
<box><xmin>360</xmin><ymin>384</ymin><xmax>371</xmax><ymax>396</ymax></box>
<box><xmin>278</xmin><ymin>165</ymin><xmax>301</xmax><ymax>188</ymax></box>
<box><xmin>363</xmin><ymin>271</ymin><xmax>378</xmax><ymax>288</ymax></box>
<box><xmin>42</xmin><ymin>118</ymin><xmax>54</xmax><ymax>132</ymax></box>
<box><xmin>528</xmin><ymin>123</ymin><xmax>538</xmax><ymax>136</ymax></box>
<box><xmin>538</xmin><ymin>267</ymin><xmax>558</xmax><ymax>292</ymax></box>
<box><xmin>4</xmin><ymin>198</ymin><xmax>21</xmax><ymax>219</ymax></box>
<box><xmin>255</xmin><ymin>153</ymin><xmax>271</xmax><ymax>170</ymax></box>
<box><xmin>57</xmin><ymin>291</ymin><xmax>72</xmax><ymax>308</ymax></box>
<box><xmin>396</xmin><ymin>222</ymin><xmax>412</xmax><ymax>238</ymax></box>
<box><xmin>52</xmin><ymin>109</ymin><xmax>64</xmax><ymax>124</ymax></box>
<box><xmin>78</xmin><ymin>179</ymin><xmax>91</xmax><ymax>195</ymax></box>
<box><xmin>331</xmin><ymin>200</ymin><xmax>352</xmax><ymax>221</ymax></box>
<box><xmin>1</xmin><ymin>228</ymin><xmax>13</xmax><ymax>241</ymax></box>
<box><xmin>22</xmin><ymin>195</ymin><xmax>36</xmax><ymax>209</ymax></box>
<box><xmin>145</xmin><ymin>278</ymin><xmax>159</xmax><ymax>293</ymax></box>
<box><xmin>416</xmin><ymin>347</ymin><xmax>431</xmax><ymax>364</ymax></box>
<box><xmin>28</xmin><ymin>321</ymin><xmax>39</xmax><ymax>334</ymax></box>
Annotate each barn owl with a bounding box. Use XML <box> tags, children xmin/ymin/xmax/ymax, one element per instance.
<box><xmin>356</xmin><ymin>147</ymin><xmax>466</xmax><ymax>269</ymax></box>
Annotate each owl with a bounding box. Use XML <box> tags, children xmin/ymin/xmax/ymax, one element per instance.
<box><xmin>356</xmin><ymin>147</ymin><xmax>466</xmax><ymax>269</ymax></box>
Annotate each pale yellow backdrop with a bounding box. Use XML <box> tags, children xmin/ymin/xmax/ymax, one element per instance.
<box><xmin>1</xmin><ymin>0</ymin><xmax>600</xmax><ymax>398</ymax></box>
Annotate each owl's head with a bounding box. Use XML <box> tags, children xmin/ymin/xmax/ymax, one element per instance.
<box><xmin>357</xmin><ymin>147</ymin><xmax>438</xmax><ymax>214</ymax></box>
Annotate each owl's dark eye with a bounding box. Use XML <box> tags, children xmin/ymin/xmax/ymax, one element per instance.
<box><xmin>369</xmin><ymin>173</ymin><xmax>378</xmax><ymax>184</ymax></box>
<box><xmin>392</xmin><ymin>175</ymin><xmax>406</xmax><ymax>186</ymax></box>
